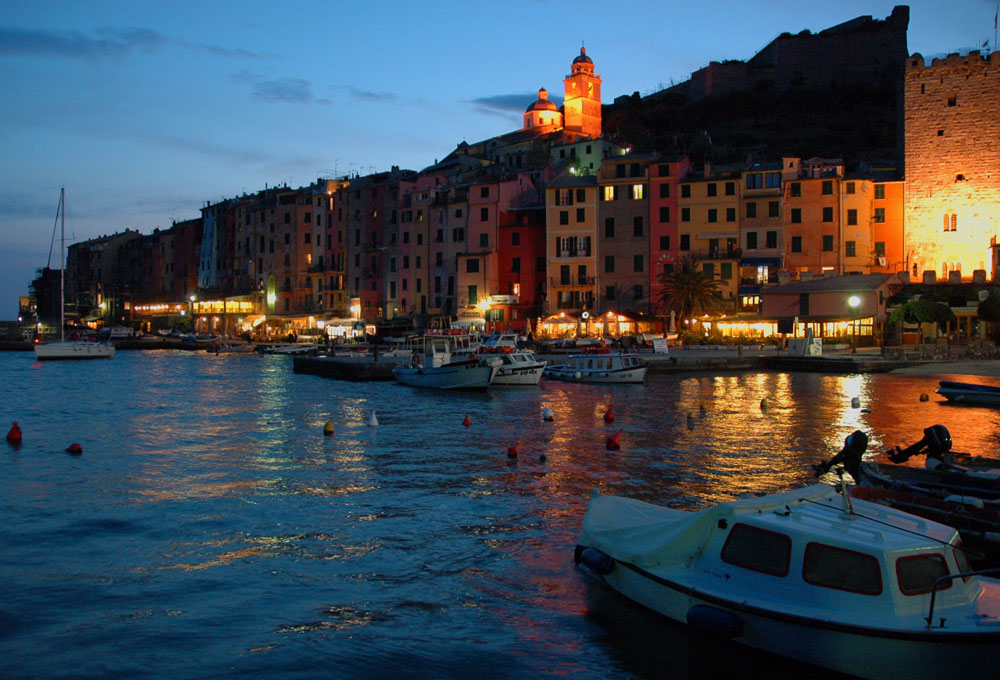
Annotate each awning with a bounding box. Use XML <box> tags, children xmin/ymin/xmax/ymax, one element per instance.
<box><xmin>695</xmin><ymin>232</ymin><xmax>738</xmax><ymax>239</ymax></box>
<box><xmin>242</xmin><ymin>314</ymin><xmax>267</xmax><ymax>328</ymax></box>
<box><xmin>451</xmin><ymin>317</ymin><xmax>486</xmax><ymax>329</ymax></box>
<box><xmin>741</xmin><ymin>257</ymin><xmax>781</xmax><ymax>267</ymax></box>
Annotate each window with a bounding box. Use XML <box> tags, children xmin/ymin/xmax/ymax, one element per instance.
<box><xmin>746</xmin><ymin>201</ymin><xmax>757</xmax><ymax>219</ymax></box>
<box><xmin>479</xmin><ymin>233</ymin><xmax>488</xmax><ymax>247</ymax></box>
<box><xmin>708</xmin><ymin>209</ymin><xmax>718</xmax><ymax>223</ymax></box>
<box><xmin>768</xmin><ymin>201</ymin><xmax>779</xmax><ymax>218</ymax></box>
<box><xmin>745</xmin><ymin>173</ymin><xmax>762</xmax><ymax>190</ymax></box>
<box><xmin>845</xmin><ymin>241</ymin><xmax>856</xmax><ymax>257</ymax></box>
<box><xmin>791</xmin><ymin>208</ymin><xmax>802</xmax><ymax>223</ymax></box>
<box><xmin>633</xmin><ymin>284</ymin><xmax>643</xmax><ymax>301</ymax></box>
<box><xmin>875</xmin><ymin>184</ymin><xmax>885</xmax><ymax>200</ymax></box>
<box><xmin>559</xmin><ymin>211</ymin><xmax>569</xmax><ymax>225</ymax></box>
<box><xmin>822</xmin><ymin>180</ymin><xmax>833</xmax><ymax>195</ymax></box>
<box><xmin>707</xmin><ymin>183</ymin><xmax>717</xmax><ymax>197</ymax></box>
<box><xmin>466</xmin><ymin>259</ymin><xmax>479</xmax><ymax>273</ymax></box>
<box><xmin>944</xmin><ymin>213</ymin><xmax>957</xmax><ymax>232</ymax></box>
<box><xmin>790</xmin><ymin>182</ymin><xmax>801</xmax><ymax>198</ymax></box>
<box><xmin>436</xmin><ymin>252</ymin><xmax>443</xmax><ymax>266</ymax></box>
<box><xmin>511</xmin><ymin>257</ymin><xmax>520</xmax><ymax>273</ymax></box>
<box><xmin>766</xmin><ymin>231</ymin><xmax>777</xmax><ymax>249</ymax></box>
<box><xmin>823</xmin><ymin>207</ymin><xmax>833</xmax><ymax>222</ymax></box>
<box><xmin>659</xmin><ymin>235</ymin><xmax>670</xmax><ymax>250</ymax></box>
<box><xmin>847</xmin><ymin>209</ymin><xmax>858</xmax><ymax>226</ymax></box>
<box><xmin>605</xmin><ymin>286</ymin><xmax>615</xmax><ymax>300</ymax></box>
<box><xmin>633</xmin><ymin>216</ymin><xmax>643</xmax><ymax>237</ymax></box>
<box><xmin>681</xmin><ymin>184</ymin><xmax>691</xmax><ymax>198</ymax></box>
<box><xmin>632</xmin><ymin>184</ymin><xmax>644</xmax><ymax>200</ymax></box>
<box><xmin>681</xmin><ymin>207</ymin><xmax>691</xmax><ymax>222</ymax></box>
<box><xmin>702</xmin><ymin>262</ymin><xmax>714</xmax><ymax>278</ymax></box>
<box><xmin>576</xmin><ymin>189</ymin><xmax>586</xmax><ymax>202</ymax></box>
<box><xmin>725</xmin><ymin>181</ymin><xmax>735</xmax><ymax>196</ymax></box>
<box><xmin>402</xmin><ymin>256</ymin><xmax>410</xmax><ymax>269</ymax></box>
<box><xmin>746</xmin><ymin>232</ymin><xmax>758</xmax><ymax>249</ymax></box>
<box><xmin>680</xmin><ymin>234</ymin><xmax>690</xmax><ymax>251</ymax></box>
<box><xmin>480</xmin><ymin>186</ymin><xmax>489</xmax><ymax>198</ymax></box>
<box><xmin>822</xmin><ymin>235</ymin><xmax>834</xmax><ymax>252</ymax></box>
<box><xmin>576</xmin><ymin>208</ymin><xmax>585</xmax><ymax>223</ymax></box>
<box><xmin>604</xmin><ymin>255</ymin><xmax>615</xmax><ymax>273</ymax></box>
<box><xmin>633</xmin><ymin>254</ymin><xmax>644</xmax><ymax>272</ymax></box>
<box><xmin>846</xmin><ymin>181</ymin><xmax>855</xmax><ymax>194</ymax></box>
<box><xmin>803</xmin><ymin>542</ymin><xmax>882</xmax><ymax>595</ymax></box>
<box><xmin>453</xmin><ymin>228</ymin><xmax>465</xmax><ymax>242</ymax></box>
<box><xmin>897</xmin><ymin>554</ymin><xmax>951</xmax><ymax>595</ymax></box>
<box><xmin>511</xmin><ymin>232</ymin><xmax>520</xmax><ymax>246</ymax></box>
<box><xmin>605</xmin><ymin>218</ymin><xmax>615</xmax><ymax>238</ymax></box>
<box><xmin>766</xmin><ymin>173</ymin><xmax>780</xmax><ymax>189</ymax></box>
<box><xmin>726</xmin><ymin>208</ymin><xmax>736</xmax><ymax>222</ymax></box>
<box><xmin>874</xmin><ymin>208</ymin><xmax>886</xmax><ymax>224</ymax></box>
<box><xmin>659</xmin><ymin>183</ymin><xmax>670</xmax><ymax>198</ymax></box>
<box><xmin>721</xmin><ymin>262</ymin><xmax>733</xmax><ymax>280</ymax></box>
<box><xmin>875</xmin><ymin>242</ymin><xmax>886</xmax><ymax>257</ymax></box>
<box><xmin>602</xmin><ymin>186</ymin><xmax>615</xmax><ymax>201</ymax></box>
<box><xmin>659</xmin><ymin>206</ymin><xmax>670</xmax><ymax>223</ymax></box>
<box><xmin>468</xmin><ymin>285</ymin><xmax>478</xmax><ymax>305</ymax></box>
<box><xmin>721</xmin><ymin>524</ymin><xmax>791</xmax><ymax>577</ymax></box>
<box><xmin>791</xmin><ymin>236</ymin><xmax>802</xmax><ymax>253</ymax></box>
<box><xmin>947</xmin><ymin>94</ymin><xmax>957</xmax><ymax>107</ymax></box>
<box><xmin>615</xmin><ymin>164</ymin><xmax>626</xmax><ymax>178</ymax></box>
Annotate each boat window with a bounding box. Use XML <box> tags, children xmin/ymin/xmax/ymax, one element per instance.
<box><xmin>606</xmin><ymin>358</ymin><xmax>612</xmax><ymax>369</ymax></box>
<box><xmin>803</xmin><ymin>542</ymin><xmax>882</xmax><ymax>595</ymax></box>
<box><xmin>896</xmin><ymin>554</ymin><xmax>951</xmax><ymax>595</ymax></box>
<box><xmin>721</xmin><ymin>523</ymin><xmax>791</xmax><ymax>577</ymax></box>
<box><xmin>953</xmin><ymin>542</ymin><xmax>972</xmax><ymax>582</ymax></box>
<box><xmin>587</xmin><ymin>359</ymin><xmax>594</xmax><ymax>369</ymax></box>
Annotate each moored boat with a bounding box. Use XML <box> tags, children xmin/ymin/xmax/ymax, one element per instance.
<box><xmin>936</xmin><ymin>380</ymin><xmax>1000</xmax><ymax>406</ymax></box>
<box><xmin>577</xmin><ymin>436</ymin><xmax>1000</xmax><ymax>679</ymax></box>
<box><xmin>543</xmin><ymin>349</ymin><xmax>645</xmax><ymax>384</ymax></box>
<box><xmin>392</xmin><ymin>334</ymin><xmax>497</xmax><ymax>390</ymax></box>
<box><xmin>477</xmin><ymin>333</ymin><xmax>546</xmax><ymax>385</ymax></box>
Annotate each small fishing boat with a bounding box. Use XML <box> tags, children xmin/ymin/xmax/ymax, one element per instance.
<box><xmin>478</xmin><ymin>334</ymin><xmax>546</xmax><ymax>385</ymax></box>
<box><xmin>207</xmin><ymin>342</ymin><xmax>256</xmax><ymax>354</ymax></box>
<box><xmin>543</xmin><ymin>349</ymin><xmax>646</xmax><ymax>384</ymax></box>
<box><xmin>577</xmin><ymin>433</ymin><xmax>1000</xmax><ymax>680</ymax></box>
<box><xmin>392</xmin><ymin>334</ymin><xmax>497</xmax><ymax>390</ymax></box>
<box><xmin>936</xmin><ymin>380</ymin><xmax>1000</xmax><ymax>406</ymax></box>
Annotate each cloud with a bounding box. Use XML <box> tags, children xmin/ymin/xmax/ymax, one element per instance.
<box><xmin>182</xmin><ymin>42</ymin><xmax>277</xmax><ymax>61</ymax></box>
<box><xmin>0</xmin><ymin>26</ymin><xmax>166</xmax><ymax>59</ymax></box>
<box><xmin>342</xmin><ymin>85</ymin><xmax>398</xmax><ymax>103</ymax></box>
<box><xmin>231</xmin><ymin>72</ymin><xmax>327</xmax><ymax>105</ymax></box>
<box><xmin>468</xmin><ymin>92</ymin><xmax>558</xmax><ymax>116</ymax></box>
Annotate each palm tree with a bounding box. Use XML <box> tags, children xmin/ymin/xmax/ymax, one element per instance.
<box><xmin>655</xmin><ymin>263</ymin><xmax>724</xmax><ymax>332</ymax></box>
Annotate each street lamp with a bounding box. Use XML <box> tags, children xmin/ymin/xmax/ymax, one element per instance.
<box><xmin>848</xmin><ymin>295</ymin><xmax>861</xmax><ymax>353</ymax></box>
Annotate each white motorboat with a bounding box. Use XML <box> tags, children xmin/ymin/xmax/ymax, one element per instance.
<box><xmin>478</xmin><ymin>333</ymin><xmax>546</xmax><ymax>385</ymax></box>
<box><xmin>33</xmin><ymin>189</ymin><xmax>115</xmax><ymax>361</ymax></box>
<box><xmin>544</xmin><ymin>350</ymin><xmax>645</xmax><ymax>384</ymax></box>
<box><xmin>576</xmin><ymin>435</ymin><xmax>1000</xmax><ymax>680</ymax></box>
<box><xmin>392</xmin><ymin>334</ymin><xmax>497</xmax><ymax>390</ymax></box>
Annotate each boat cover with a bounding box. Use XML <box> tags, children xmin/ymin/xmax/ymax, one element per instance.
<box><xmin>581</xmin><ymin>484</ymin><xmax>837</xmax><ymax>569</ymax></box>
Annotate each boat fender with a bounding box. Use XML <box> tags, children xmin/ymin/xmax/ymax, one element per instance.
<box><xmin>6</xmin><ymin>421</ymin><xmax>22</xmax><ymax>444</ymax></box>
<box><xmin>578</xmin><ymin>547</ymin><xmax>615</xmax><ymax>575</ymax></box>
<box><xmin>65</xmin><ymin>443</ymin><xmax>83</xmax><ymax>455</ymax></box>
<box><xmin>604</xmin><ymin>406</ymin><xmax>614</xmax><ymax>423</ymax></box>
<box><xmin>606</xmin><ymin>430</ymin><xmax>623</xmax><ymax>451</ymax></box>
<box><xmin>686</xmin><ymin>605</ymin><xmax>743</xmax><ymax>639</ymax></box>
<box><xmin>323</xmin><ymin>421</ymin><xmax>334</xmax><ymax>436</ymax></box>
<box><xmin>851</xmin><ymin>397</ymin><xmax>861</xmax><ymax>408</ymax></box>
<box><xmin>507</xmin><ymin>442</ymin><xmax>519</xmax><ymax>458</ymax></box>
<box><xmin>368</xmin><ymin>411</ymin><xmax>379</xmax><ymax>427</ymax></box>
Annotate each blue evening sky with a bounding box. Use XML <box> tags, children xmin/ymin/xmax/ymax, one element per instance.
<box><xmin>0</xmin><ymin>0</ymin><xmax>994</xmax><ymax>317</ymax></box>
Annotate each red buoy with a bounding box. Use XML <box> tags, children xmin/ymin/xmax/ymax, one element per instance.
<box><xmin>462</xmin><ymin>414</ymin><xmax>471</xmax><ymax>427</ymax></box>
<box><xmin>66</xmin><ymin>443</ymin><xmax>83</xmax><ymax>455</ymax></box>
<box><xmin>507</xmin><ymin>442</ymin><xmax>519</xmax><ymax>458</ymax></box>
<box><xmin>603</xmin><ymin>406</ymin><xmax>615</xmax><ymax>423</ymax></box>
<box><xmin>6</xmin><ymin>421</ymin><xmax>22</xmax><ymax>444</ymax></box>
<box><xmin>606</xmin><ymin>429</ymin><xmax>623</xmax><ymax>451</ymax></box>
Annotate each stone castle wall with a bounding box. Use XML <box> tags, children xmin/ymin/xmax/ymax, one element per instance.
<box><xmin>904</xmin><ymin>51</ymin><xmax>1000</xmax><ymax>280</ymax></box>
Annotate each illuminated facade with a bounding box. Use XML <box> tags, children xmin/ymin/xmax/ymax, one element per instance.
<box><xmin>678</xmin><ymin>168</ymin><xmax>742</xmax><ymax>305</ymax></box>
<box><xmin>904</xmin><ymin>51</ymin><xmax>1000</xmax><ymax>282</ymax></box>
<box><xmin>649</xmin><ymin>157</ymin><xmax>691</xmax><ymax>310</ymax></box>
<box><xmin>562</xmin><ymin>47</ymin><xmax>602</xmax><ymax>140</ymax></box>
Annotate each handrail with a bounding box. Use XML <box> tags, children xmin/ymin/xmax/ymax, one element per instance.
<box><xmin>926</xmin><ymin>567</ymin><xmax>1000</xmax><ymax>629</ymax></box>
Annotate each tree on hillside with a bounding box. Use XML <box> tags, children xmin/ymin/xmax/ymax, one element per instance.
<box><xmin>655</xmin><ymin>263</ymin><xmax>724</xmax><ymax>334</ymax></box>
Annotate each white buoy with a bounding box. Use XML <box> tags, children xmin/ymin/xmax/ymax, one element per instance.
<box><xmin>368</xmin><ymin>411</ymin><xmax>379</xmax><ymax>427</ymax></box>
<box><xmin>851</xmin><ymin>397</ymin><xmax>861</xmax><ymax>409</ymax></box>
<box><xmin>542</xmin><ymin>407</ymin><xmax>555</xmax><ymax>422</ymax></box>
<box><xmin>574</xmin><ymin>371</ymin><xmax>583</xmax><ymax>380</ymax></box>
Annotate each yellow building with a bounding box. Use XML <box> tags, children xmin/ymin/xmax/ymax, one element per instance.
<box><xmin>546</xmin><ymin>174</ymin><xmax>597</xmax><ymax>313</ymax></box>
<box><xmin>678</xmin><ymin>167</ymin><xmax>742</xmax><ymax>306</ymax></box>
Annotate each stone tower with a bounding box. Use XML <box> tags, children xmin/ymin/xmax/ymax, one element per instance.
<box><xmin>563</xmin><ymin>47</ymin><xmax>602</xmax><ymax>140</ymax></box>
<box><xmin>904</xmin><ymin>51</ymin><xmax>1000</xmax><ymax>281</ymax></box>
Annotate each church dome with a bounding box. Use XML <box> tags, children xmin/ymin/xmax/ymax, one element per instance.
<box><xmin>526</xmin><ymin>88</ymin><xmax>558</xmax><ymax>113</ymax></box>
<box><xmin>572</xmin><ymin>47</ymin><xmax>594</xmax><ymax>72</ymax></box>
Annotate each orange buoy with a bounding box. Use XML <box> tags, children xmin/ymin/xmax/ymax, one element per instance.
<box><xmin>6</xmin><ymin>421</ymin><xmax>22</xmax><ymax>444</ymax></box>
<box><xmin>507</xmin><ymin>442</ymin><xmax>519</xmax><ymax>458</ymax></box>
<box><xmin>66</xmin><ymin>443</ymin><xmax>82</xmax><ymax>455</ymax></box>
<box><xmin>462</xmin><ymin>414</ymin><xmax>471</xmax><ymax>427</ymax></box>
<box><xmin>606</xmin><ymin>429</ymin><xmax>623</xmax><ymax>451</ymax></box>
<box><xmin>603</xmin><ymin>406</ymin><xmax>615</xmax><ymax>423</ymax></box>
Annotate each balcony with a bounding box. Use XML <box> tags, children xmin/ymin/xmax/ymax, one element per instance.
<box><xmin>550</xmin><ymin>276</ymin><xmax>596</xmax><ymax>288</ymax></box>
<box><xmin>682</xmin><ymin>248</ymin><xmax>742</xmax><ymax>262</ymax></box>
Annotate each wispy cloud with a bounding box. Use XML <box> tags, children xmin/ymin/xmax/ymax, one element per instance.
<box><xmin>230</xmin><ymin>71</ymin><xmax>328</xmax><ymax>105</ymax></box>
<box><xmin>182</xmin><ymin>42</ymin><xmax>277</xmax><ymax>61</ymax></box>
<box><xmin>468</xmin><ymin>92</ymin><xmax>556</xmax><ymax>115</ymax></box>
<box><xmin>340</xmin><ymin>85</ymin><xmax>398</xmax><ymax>103</ymax></box>
<box><xmin>0</xmin><ymin>26</ymin><xmax>167</xmax><ymax>59</ymax></box>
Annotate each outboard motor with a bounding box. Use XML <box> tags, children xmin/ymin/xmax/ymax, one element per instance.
<box><xmin>812</xmin><ymin>430</ymin><xmax>869</xmax><ymax>483</ymax></box>
<box><xmin>887</xmin><ymin>424</ymin><xmax>952</xmax><ymax>463</ymax></box>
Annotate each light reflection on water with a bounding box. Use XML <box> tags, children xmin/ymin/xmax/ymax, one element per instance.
<box><xmin>2</xmin><ymin>351</ymin><xmax>1000</xmax><ymax>678</ymax></box>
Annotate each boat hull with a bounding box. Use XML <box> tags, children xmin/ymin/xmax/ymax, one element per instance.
<box><xmin>544</xmin><ymin>365</ymin><xmax>646</xmax><ymax>384</ymax></box>
<box><xmin>492</xmin><ymin>358</ymin><xmax>546</xmax><ymax>385</ymax></box>
<box><xmin>392</xmin><ymin>362</ymin><xmax>496</xmax><ymax>390</ymax></box>
<box><xmin>937</xmin><ymin>381</ymin><xmax>1000</xmax><ymax>406</ymax></box>
<box><xmin>582</xmin><ymin>553</ymin><xmax>1000</xmax><ymax>680</ymax></box>
<box><xmin>33</xmin><ymin>341</ymin><xmax>115</xmax><ymax>360</ymax></box>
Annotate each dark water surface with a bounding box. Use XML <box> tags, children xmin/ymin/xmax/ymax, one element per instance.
<box><xmin>2</xmin><ymin>351</ymin><xmax>1000</xmax><ymax>679</ymax></box>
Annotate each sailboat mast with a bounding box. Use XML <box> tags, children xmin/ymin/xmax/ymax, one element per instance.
<box><xmin>59</xmin><ymin>187</ymin><xmax>65</xmax><ymax>342</ymax></box>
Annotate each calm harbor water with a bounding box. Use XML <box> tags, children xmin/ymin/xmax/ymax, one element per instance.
<box><xmin>2</xmin><ymin>350</ymin><xmax>1000</xmax><ymax>679</ymax></box>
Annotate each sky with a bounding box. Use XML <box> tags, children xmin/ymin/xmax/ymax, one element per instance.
<box><xmin>0</xmin><ymin>0</ymin><xmax>995</xmax><ymax>318</ymax></box>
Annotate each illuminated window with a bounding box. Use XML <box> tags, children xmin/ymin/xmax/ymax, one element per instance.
<box><xmin>943</xmin><ymin>213</ymin><xmax>957</xmax><ymax>232</ymax></box>
<box><xmin>631</xmin><ymin>184</ymin><xmax>644</xmax><ymax>200</ymax></box>
<box><xmin>603</xmin><ymin>186</ymin><xmax>615</xmax><ymax>201</ymax></box>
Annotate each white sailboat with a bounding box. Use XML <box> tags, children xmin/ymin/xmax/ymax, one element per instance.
<box><xmin>33</xmin><ymin>188</ymin><xmax>115</xmax><ymax>361</ymax></box>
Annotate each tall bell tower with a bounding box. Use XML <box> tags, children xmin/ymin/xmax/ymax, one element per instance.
<box><xmin>563</xmin><ymin>47</ymin><xmax>602</xmax><ymax>139</ymax></box>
